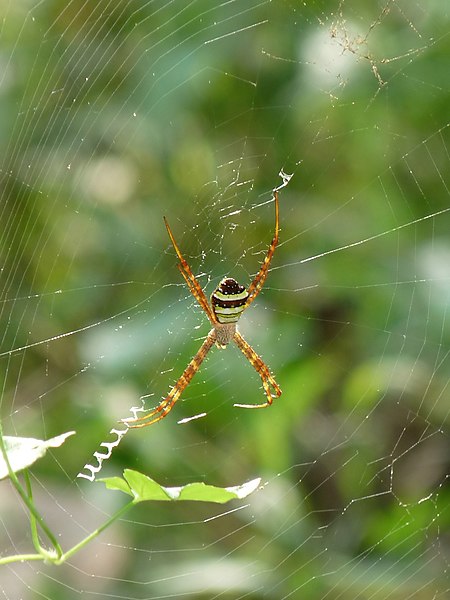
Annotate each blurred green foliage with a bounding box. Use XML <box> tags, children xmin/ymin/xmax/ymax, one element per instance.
<box><xmin>0</xmin><ymin>0</ymin><xmax>449</xmax><ymax>598</ymax></box>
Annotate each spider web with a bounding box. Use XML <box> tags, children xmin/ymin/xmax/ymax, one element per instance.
<box><xmin>1</xmin><ymin>1</ymin><xmax>449</xmax><ymax>598</ymax></box>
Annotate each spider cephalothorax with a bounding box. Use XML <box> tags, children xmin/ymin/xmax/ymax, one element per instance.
<box><xmin>123</xmin><ymin>190</ymin><xmax>282</xmax><ymax>428</ymax></box>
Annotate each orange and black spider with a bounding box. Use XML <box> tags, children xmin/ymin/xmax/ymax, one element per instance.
<box><xmin>123</xmin><ymin>189</ymin><xmax>282</xmax><ymax>428</ymax></box>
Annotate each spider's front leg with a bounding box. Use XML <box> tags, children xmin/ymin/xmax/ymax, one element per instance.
<box><xmin>244</xmin><ymin>189</ymin><xmax>279</xmax><ymax>309</ymax></box>
<box><xmin>232</xmin><ymin>331</ymin><xmax>281</xmax><ymax>409</ymax></box>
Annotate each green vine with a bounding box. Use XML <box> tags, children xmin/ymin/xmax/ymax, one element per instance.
<box><xmin>0</xmin><ymin>428</ymin><xmax>260</xmax><ymax>566</ymax></box>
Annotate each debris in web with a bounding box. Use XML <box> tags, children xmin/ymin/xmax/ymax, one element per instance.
<box><xmin>275</xmin><ymin>168</ymin><xmax>293</xmax><ymax>192</ymax></box>
<box><xmin>177</xmin><ymin>412</ymin><xmax>207</xmax><ymax>424</ymax></box>
<box><xmin>77</xmin><ymin>426</ymin><xmax>129</xmax><ymax>482</ymax></box>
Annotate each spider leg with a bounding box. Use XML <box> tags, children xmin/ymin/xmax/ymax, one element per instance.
<box><xmin>123</xmin><ymin>329</ymin><xmax>216</xmax><ymax>428</ymax></box>
<box><xmin>244</xmin><ymin>190</ymin><xmax>279</xmax><ymax>309</ymax></box>
<box><xmin>164</xmin><ymin>216</ymin><xmax>217</xmax><ymax>324</ymax></box>
<box><xmin>232</xmin><ymin>331</ymin><xmax>281</xmax><ymax>409</ymax></box>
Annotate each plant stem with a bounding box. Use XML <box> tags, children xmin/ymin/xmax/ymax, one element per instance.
<box><xmin>54</xmin><ymin>501</ymin><xmax>133</xmax><ymax>564</ymax></box>
<box><xmin>7</xmin><ymin>467</ymin><xmax>63</xmax><ymax>559</ymax></box>
<box><xmin>0</xmin><ymin>428</ymin><xmax>62</xmax><ymax>559</ymax></box>
<box><xmin>0</xmin><ymin>427</ymin><xmax>134</xmax><ymax>566</ymax></box>
<box><xmin>0</xmin><ymin>499</ymin><xmax>134</xmax><ymax>566</ymax></box>
<box><xmin>0</xmin><ymin>553</ymin><xmax>47</xmax><ymax>565</ymax></box>
<box><xmin>24</xmin><ymin>470</ymin><xmax>48</xmax><ymax>556</ymax></box>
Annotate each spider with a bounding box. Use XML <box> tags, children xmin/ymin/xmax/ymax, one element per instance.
<box><xmin>123</xmin><ymin>189</ymin><xmax>281</xmax><ymax>429</ymax></box>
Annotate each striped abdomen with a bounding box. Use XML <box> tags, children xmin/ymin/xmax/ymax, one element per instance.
<box><xmin>211</xmin><ymin>277</ymin><xmax>249</xmax><ymax>324</ymax></box>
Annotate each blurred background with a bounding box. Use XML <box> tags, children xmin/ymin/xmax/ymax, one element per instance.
<box><xmin>0</xmin><ymin>0</ymin><xmax>449</xmax><ymax>598</ymax></box>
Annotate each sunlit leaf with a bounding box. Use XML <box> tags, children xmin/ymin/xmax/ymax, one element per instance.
<box><xmin>100</xmin><ymin>475</ymin><xmax>131</xmax><ymax>495</ymax></box>
<box><xmin>100</xmin><ymin>469</ymin><xmax>261</xmax><ymax>504</ymax></box>
<box><xmin>0</xmin><ymin>432</ymin><xmax>76</xmax><ymax>480</ymax></box>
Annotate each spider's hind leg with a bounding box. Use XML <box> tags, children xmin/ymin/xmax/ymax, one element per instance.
<box><xmin>122</xmin><ymin>329</ymin><xmax>217</xmax><ymax>428</ymax></box>
<box><xmin>232</xmin><ymin>331</ymin><xmax>281</xmax><ymax>409</ymax></box>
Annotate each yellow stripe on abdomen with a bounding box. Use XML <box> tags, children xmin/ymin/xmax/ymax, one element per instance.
<box><xmin>211</xmin><ymin>277</ymin><xmax>249</xmax><ymax>324</ymax></box>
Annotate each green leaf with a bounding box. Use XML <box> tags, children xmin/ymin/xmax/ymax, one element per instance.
<box><xmin>124</xmin><ymin>469</ymin><xmax>173</xmax><ymax>501</ymax></box>
<box><xmin>0</xmin><ymin>431</ymin><xmax>76</xmax><ymax>480</ymax></box>
<box><xmin>100</xmin><ymin>476</ymin><xmax>131</xmax><ymax>495</ymax></box>
<box><xmin>100</xmin><ymin>469</ymin><xmax>261</xmax><ymax>504</ymax></box>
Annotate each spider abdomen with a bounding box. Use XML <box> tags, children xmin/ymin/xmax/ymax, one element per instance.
<box><xmin>211</xmin><ymin>277</ymin><xmax>249</xmax><ymax>325</ymax></box>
